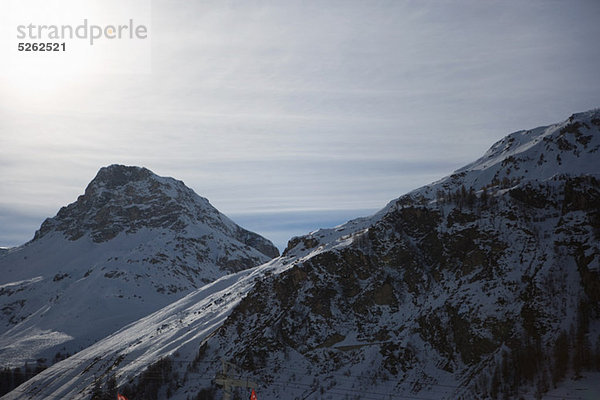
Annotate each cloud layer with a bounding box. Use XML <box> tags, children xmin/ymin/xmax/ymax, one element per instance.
<box><xmin>1</xmin><ymin>0</ymin><xmax>599</xmax><ymax>247</ymax></box>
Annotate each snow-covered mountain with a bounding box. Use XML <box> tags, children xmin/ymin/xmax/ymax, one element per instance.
<box><xmin>4</xmin><ymin>109</ymin><xmax>600</xmax><ymax>400</ymax></box>
<box><xmin>0</xmin><ymin>165</ymin><xmax>278</xmax><ymax>370</ymax></box>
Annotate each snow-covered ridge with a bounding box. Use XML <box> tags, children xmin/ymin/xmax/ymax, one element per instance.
<box><xmin>191</xmin><ymin>109</ymin><xmax>600</xmax><ymax>399</ymax></box>
<box><xmin>458</xmin><ymin>109</ymin><xmax>599</xmax><ymax>173</ymax></box>
<box><xmin>431</xmin><ymin>108</ymin><xmax>600</xmax><ymax>192</ymax></box>
<box><xmin>281</xmin><ymin>110</ymin><xmax>600</xmax><ymax>257</ymax></box>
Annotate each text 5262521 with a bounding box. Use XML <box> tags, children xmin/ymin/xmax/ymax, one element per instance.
<box><xmin>18</xmin><ymin>43</ymin><xmax>66</xmax><ymax>51</ymax></box>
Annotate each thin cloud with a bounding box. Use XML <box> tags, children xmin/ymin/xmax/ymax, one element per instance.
<box><xmin>1</xmin><ymin>0</ymin><xmax>599</xmax><ymax>246</ymax></box>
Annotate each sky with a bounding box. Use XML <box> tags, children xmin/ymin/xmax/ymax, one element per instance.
<box><xmin>1</xmin><ymin>0</ymin><xmax>600</xmax><ymax>250</ymax></box>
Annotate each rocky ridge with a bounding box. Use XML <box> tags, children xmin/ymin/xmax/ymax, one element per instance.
<box><xmin>189</xmin><ymin>109</ymin><xmax>600</xmax><ymax>399</ymax></box>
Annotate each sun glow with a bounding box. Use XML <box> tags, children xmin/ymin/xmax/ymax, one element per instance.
<box><xmin>1</xmin><ymin>0</ymin><xmax>150</xmax><ymax>105</ymax></box>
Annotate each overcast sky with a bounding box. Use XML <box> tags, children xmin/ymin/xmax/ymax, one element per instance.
<box><xmin>1</xmin><ymin>0</ymin><xmax>600</xmax><ymax>250</ymax></box>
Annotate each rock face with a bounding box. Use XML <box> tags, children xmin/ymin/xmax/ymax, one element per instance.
<box><xmin>0</xmin><ymin>165</ymin><xmax>278</xmax><ymax>368</ymax></box>
<box><xmin>4</xmin><ymin>109</ymin><xmax>600</xmax><ymax>400</ymax></box>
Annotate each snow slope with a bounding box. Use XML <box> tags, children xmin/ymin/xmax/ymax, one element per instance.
<box><xmin>1</xmin><ymin>256</ymin><xmax>302</xmax><ymax>400</ymax></box>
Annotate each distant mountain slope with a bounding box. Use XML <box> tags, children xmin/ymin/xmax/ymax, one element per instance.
<box><xmin>5</xmin><ymin>109</ymin><xmax>600</xmax><ymax>400</ymax></box>
<box><xmin>0</xmin><ymin>165</ymin><xmax>278</xmax><ymax>369</ymax></box>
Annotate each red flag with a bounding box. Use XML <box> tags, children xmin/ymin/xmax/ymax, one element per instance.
<box><xmin>250</xmin><ymin>389</ymin><xmax>258</xmax><ymax>400</ymax></box>
<box><xmin>117</xmin><ymin>394</ymin><xmax>128</xmax><ymax>400</ymax></box>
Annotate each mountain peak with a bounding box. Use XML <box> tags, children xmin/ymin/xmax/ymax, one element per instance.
<box><xmin>88</xmin><ymin>164</ymin><xmax>154</xmax><ymax>190</ymax></box>
<box><xmin>32</xmin><ymin>166</ymin><xmax>279</xmax><ymax>260</ymax></box>
<box><xmin>33</xmin><ymin>165</ymin><xmax>192</xmax><ymax>243</ymax></box>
